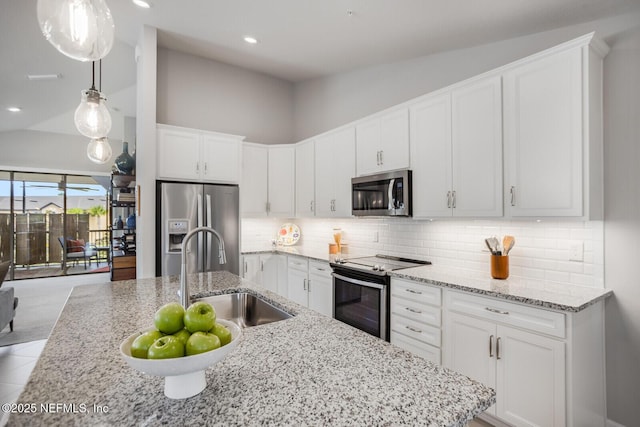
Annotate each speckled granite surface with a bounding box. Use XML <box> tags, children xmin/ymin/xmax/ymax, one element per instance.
<box><xmin>390</xmin><ymin>265</ymin><xmax>612</xmax><ymax>312</ymax></box>
<box><xmin>8</xmin><ymin>271</ymin><xmax>494</xmax><ymax>426</ymax></box>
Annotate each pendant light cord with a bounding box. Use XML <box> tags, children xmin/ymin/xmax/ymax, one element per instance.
<box><xmin>99</xmin><ymin>59</ymin><xmax>102</xmax><ymax>92</ymax></box>
<box><xmin>90</xmin><ymin>61</ymin><xmax>96</xmax><ymax>91</ymax></box>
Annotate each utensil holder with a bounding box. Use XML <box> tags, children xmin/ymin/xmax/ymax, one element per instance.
<box><xmin>491</xmin><ymin>255</ymin><xmax>509</xmax><ymax>279</ymax></box>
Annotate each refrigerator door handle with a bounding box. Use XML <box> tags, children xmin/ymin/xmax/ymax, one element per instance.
<box><xmin>206</xmin><ymin>194</ymin><xmax>213</xmax><ymax>271</ymax></box>
<box><xmin>197</xmin><ymin>193</ymin><xmax>204</xmax><ymax>272</ymax></box>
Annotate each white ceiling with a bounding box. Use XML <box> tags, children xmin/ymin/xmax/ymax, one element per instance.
<box><xmin>2</xmin><ymin>0</ymin><xmax>639</xmax><ymax>136</ymax></box>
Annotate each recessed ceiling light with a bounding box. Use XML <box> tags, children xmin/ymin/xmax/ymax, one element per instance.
<box><xmin>27</xmin><ymin>73</ymin><xmax>61</xmax><ymax>81</ymax></box>
<box><xmin>244</xmin><ymin>36</ymin><xmax>258</xmax><ymax>44</ymax></box>
<box><xmin>132</xmin><ymin>0</ymin><xmax>151</xmax><ymax>8</ymax></box>
<box><xmin>7</xmin><ymin>107</ymin><xmax>21</xmax><ymax>112</ymax></box>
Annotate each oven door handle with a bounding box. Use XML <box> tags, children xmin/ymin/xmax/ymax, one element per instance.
<box><xmin>332</xmin><ymin>273</ymin><xmax>385</xmax><ymax>290</ymax></box>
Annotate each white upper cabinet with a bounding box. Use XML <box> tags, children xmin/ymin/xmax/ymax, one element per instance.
<box><xmin>241</xmin><ymin>143</ymin><xmax>269</xmax><ymax>217</ymax></box>
<box><xmin>267</xmin><ymin>145</ymin><xmax>295</xmax><ymax>217</ymax></box>
<box><xmin>157</xmin><ymin>124</ymin><xmax>242</xmax><ymax>183</ymax></box>
<box><xmin>356</xmin><ymin>109</ymin><xmax>410</xmax><ymax>176</ymax></box>
<box><xmin>241</xmin><ymin>143</ymin><xmax>295</xmax><ymax>217</ymax></box>
<box><xmin>503</xmin><ymin>35</ymin><xmax>606</xmax><ymax>218</ymax></box>
<box><xmin>411</xmin><ymin>76</ymin><xmax>503</xmax><ymax>218</ymax></box>
<box><xmin>315</xmin><ymin>127</ymin><xmax>356</xmax><ymax>217</ymax></box>
<box><xmin>295</xmin><ymin>139</ymin><xmax>316</xmax><ymax>217</ymax></box>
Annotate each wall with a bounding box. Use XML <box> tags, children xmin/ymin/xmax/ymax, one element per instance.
<box><xmin>602</xmin><ymin>26</ymin><xmax>640</xmax><ymax>427</ymax></box>
<box><xmin>242</xmin><ymin>218</ymin><xmax>603</xmax><ymax>289</ymax></box>
<box><xmin>156</xmin><ymin>48</ymin><xmax>294</xmax><ymax>144</ymax></box>
<box><xmin>0</xmin><ymin>130</ymin><xmax>111</xmax><ymax>175</ymax></box>
<box><xmin>292</xmin><ymin>12</ymin><xmax>640</xmax><ymax>142</ymax></box>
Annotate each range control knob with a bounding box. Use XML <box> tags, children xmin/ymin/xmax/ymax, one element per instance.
<box><xmin>373</xmin><ymin>265</ymin><xmax>380</xmax><ymax>271</ymax></box>
<box><xmin>379</xmin><ymin>265</ymin><xmax>386</xmax><ymax>271</ymax></box>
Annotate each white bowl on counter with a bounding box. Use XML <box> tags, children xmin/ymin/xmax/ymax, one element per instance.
<box><xmin>120</xmin><ymin>319</ymin><xmax>242</xmax><ymax>399</ymax></box>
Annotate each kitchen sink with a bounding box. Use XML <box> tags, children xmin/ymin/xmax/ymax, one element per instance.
<box><xmin>194</xmin><ymin>292</ymin><xmax>293</xmax><ymax>328</ymax></box>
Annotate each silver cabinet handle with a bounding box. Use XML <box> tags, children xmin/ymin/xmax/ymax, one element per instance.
<box><xmin>405</xmin><ymin>325</ymin><xmax>422</xmax><ymax>334</ymax></box>
<box><xmin>447</xmin><ymin>191</ymin><xmax>451</xmax><ymax>208</ymax></box>
<box><xmin>310</xmin><ymin>200</ymin><xmax>314</xmax><ymax>212</ymax></box>
<box><xmin>244</xmin><ymin>261</ymin><xmax>247</xmax><ymax>274</ymax></box>
<box><xmin>303</xmin><ymin>278</ymin><xmax>307</xmax><ymax>291</ymax></box>
<box><xmin>260</xmin><ymin>261</ymin><xmax>264</xmax><ymax>272</ymax></box>
<box><xmin>510</xmin><ymin>186</ymin><xmax>516</xmax><ymax>206</ymax></box>
<box><xmin>405</xmin><ymin>307</ymin><xmax>422</xmax><ymax>314</ymax></box>
<box><xmin>380</xmin><ymin>150</ymin><xmax>384</xmax><ymax>165</ymax></box>
<box><xmin>496</xmin><ymin>337</ymin><xmax>502</xmax><ymax>360</ymax></box>
<box><xmin>204</xmin><ymin>162</ymin><xmax>208</xmax><ymax>174</ymax></box>
<box><xmin>485</xmin><ymin>307</ymin><xmax>510</xmax><ymax>315</ymax></box>
<box><xmin>405</xmin><ymin>288</ymin><xmax>423</xmax><ymax>295</ymax></box>
<box><xmin>489</xmin><ymin>335</ymin><xmax>494</xmax><ymax>358</ymax></box>
<box><xmin>376</xmin><ymin>151</ymin><xmax>381</xmax><ymax>165</ymax></box>
<box><xmin>196</xmin><ymin>162</ymin><xmax>199</xmax><ymax>172</ymax></box>
<box><xmin>307</xmin><ymin>279</ymin><xmax>311</xmax><ymax>292</ymax></box>
<box><xmin>452</xmin><ymin>190</ymin><xmax>456</xmax><ymax>209</ymax></box>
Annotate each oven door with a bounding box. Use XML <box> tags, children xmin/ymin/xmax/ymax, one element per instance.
<box><xmin>333</xmin><ymin>272</ymin><xmax>388</xmax><ymax>341</ymax></box>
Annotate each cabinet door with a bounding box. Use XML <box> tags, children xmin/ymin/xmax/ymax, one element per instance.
<box><xmin>410</xmin><ymin>93</ymin><xmax>453</xmax><ymax>217</ymax></box>
<box><xmin>308</xmin><ymin>261</ymin><xmax>332</xmax><ymax>317</ymax></box>
<box><xmin>331</xmin><ymin>127</ymin><xmax>356</xmax><ymax>217</ymax></box>
<box><xmin>157</xmin><ymin>127</ymin><xmax>200</xmax><ymax>180</ymax></box>
<box><xmin>314</xmin><ymin>134</ymin><xmax>335</xmax><ymax>217</ymax></box>
<box><xmin>355</xmin><ymin>117</ymin><xmax>381</xmax><ymax>176</ymax></box>
<box><xmin>504</xmin><ymin>48</ymin><xmax>583</xmax><ymax>217</ymax></box>
<box><xmin>259</xmin><ymin>254</ymin><xmax>278</xmax><ymax>293</ymax></box>
<box><xmin>496</xmin><ymin>325</ymin><xmax>566</xmax><ymax>427</ymax></box>
<box><xmin>451</xmin><ymin>76</ymin><xmax>503</xmax><ymax>217</ymax></box>
<box><xmin>242</xmin><ymin>254</ymin><xmax>261</xmax><ymax>284</ymax></box>
<box><xmin>445</xmin><ymin>312</ymin><xmax>497</xmax><ymax>415</ymax></box>
<box><xmin>287</xmin><ymin>268</ymin><xmax>308</xmax><ymax>307</ymax></box>
<box><xmin>295</xmin><ymin>140</ymin><xmax>316</xmax><ymax>217</ymax></box>
<box><xmin>201</xmin><ymin>133</ymin><xmax>241</xmax><ymax>183</ymax></box>
<box><xmin>379</xmin><ymin>108</ymin><xmax>410</xmax><ymax>172</ymax></box>
<box><xmin>241</xmin><ymin>144</ymin><xmax>268</xmax><ymax>217</ymax></box>
<box><xmin>267</xmin><ymin>145</ymin><xmax>295</xmax><ymax>217</ymax></box>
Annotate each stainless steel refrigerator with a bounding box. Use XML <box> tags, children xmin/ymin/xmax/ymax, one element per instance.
<box><xmin>156</xmin><ymin>181</ymin><xmax>239</xmax><ymax>277</ymax></box>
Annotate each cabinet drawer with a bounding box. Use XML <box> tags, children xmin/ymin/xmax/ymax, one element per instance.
<box><xmin>308</xmin><ymin>260</ymin><xmax>331</xmax><ymax>278</ymax></box>
<box><xmin>391</xmin><ymin>296</ymin><xmax>441</xmax><ymax>327</ymax></box>
<box><xmin>392</xmin><ymin>331</ymin><xmax>441</xmax><ymax>365</ymax></box>
<box><xmin>113</xmin><ymin>255</ymin><xmax>136</xmax><ymax>269</ymax></box>
<box><xmin>112</xmin><ymin>267</ymin><xmax>135</xmax><ymax>281</ymax></box>
<box><xmin>287</xmin><ymin>256</ymin><xmax>308</xmax><ymax>272</ymax></box>
<box><xmin>445</xmin><ymin>290</ymin><xmax>566</xmax><ymax>338</ymax></box>
<box><xmin>391</xmin><ymin>314</ymin><xmax>441</xmax><ymax>348</ymax></box>
<box><xmin>391</xmin><ymin>278</ymin><xmax>442</xmax><ymax>307</ymax></box>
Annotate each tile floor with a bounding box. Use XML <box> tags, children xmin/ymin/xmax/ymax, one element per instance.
<box><xmin>0</xmin><ymin>339</ymin><xmax>46</xmax><ymax>426</ymax></box>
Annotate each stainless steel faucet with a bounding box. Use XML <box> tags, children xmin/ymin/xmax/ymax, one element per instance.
<box><xmin>180</xmin><ymin>226</ymin><xmax>227</xmax><ymax>308</ymax></box>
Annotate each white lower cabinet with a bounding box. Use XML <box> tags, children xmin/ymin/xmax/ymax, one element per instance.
<box><xmin>241</xmin><ymin>254</ymin><xmax>287</xmax><ymax>297</ymax></box>
<box><xmin>390</xmin><ymin>278</ymin><xmax>442</xmax><ymax>365</ymax></box>
<box><xmin>287</xmin><ymin>257</ymin><xmax>332</xmax><ymax>317</ymax></box>
<box><xmin>443</xmin><ymin>290</ymin><xmax>605</xmax><ymax>427</ymax></box>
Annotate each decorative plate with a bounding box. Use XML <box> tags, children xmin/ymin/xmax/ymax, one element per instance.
<box><xmin>277</xmin><ymin>223</ymin><xmax>300</xmax><ymax>246</ymax></box>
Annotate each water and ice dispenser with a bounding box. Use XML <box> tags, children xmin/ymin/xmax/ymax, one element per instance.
<box><xmin>167</xmin><ymin>219</ymin><xmax>190</xmax><ymax>253</ymax></box>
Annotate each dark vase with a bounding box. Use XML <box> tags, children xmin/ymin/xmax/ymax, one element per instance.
<box><xmin>114</xmin><ymin>141</ymin><xmax>135</xmax><ymax>175</ymax></box>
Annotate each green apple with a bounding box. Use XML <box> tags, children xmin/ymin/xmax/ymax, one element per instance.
<box><xmin>210</xmin><ymin>322</ymin><xmax>232</xmax><ymax>346</ymax></box>
<box><xmin>154</xmin><ymin>302</ymin><xmax>185</xmax><ymax>334</ymax></box>
<box><xmin>184</xmin><ymin>301</ymin><xmax>216</xmax><ymax>333</ymax></box>
<box><xmin>172</xmin><ymin>328</ymin><xmax>191</xmax><ymax>346</ymax></box>
<box><xmin>130</xmin><ymin>330</ymin><xmax>164</xmax><ymax>359</ymax></box>
<box><xmin>186</xmin><ymin>331</ymin><xmax>220</xmax><ymax>356</ymax></box>
<box><xmin>147</xmin><ymin>336</ymin><xmax>185</xmax><ymax>359</ymax></box>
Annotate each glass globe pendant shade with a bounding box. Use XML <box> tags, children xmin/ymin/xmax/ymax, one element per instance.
<box><xmin>87</xmin><ymin>137</ymin><xmax>112</xmax><ymax>164</ymax></box>
<box><xmin>74</xmin><ymin>88</ymin><xmax>112</xmax><ymax>138</ymax></box>
<box><xmin>37</xmin><ymin>0</ymin><xmax>114</xmax><ymax>62</ymax></box>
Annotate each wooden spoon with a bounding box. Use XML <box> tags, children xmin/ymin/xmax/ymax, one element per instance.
<box><xmin>503</xmin><ymin>235</ymin><xmax>515</xmax><ymax>255</ymax></box>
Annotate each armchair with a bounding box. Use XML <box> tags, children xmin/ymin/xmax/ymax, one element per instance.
<box><xmin>0</xmin><ymin>260</ymin><xmax>18</xmax><ymax>333</ymax></box>
<box><xmin>58</xmin><ymin>237</ymin><xmax>98</xmax><ymax>269</ymax></box>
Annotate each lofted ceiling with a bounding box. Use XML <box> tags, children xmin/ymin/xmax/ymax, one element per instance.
<box><xmin>1</xmin><ymin>0</ymin><xmax>639</xmax><ymax>136</ymax></box>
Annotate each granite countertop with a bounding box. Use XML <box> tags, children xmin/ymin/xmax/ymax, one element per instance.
<box><xmin>242</xmin><ymin>244</ymin><xmax>336</xmax><ymax>262</ymax></box>
<box><xmin>9</xmin><ymin>271</ymin><xmax>494</xmax><ymax>426</ymax></box>
<box><xmin>389</xmin><ymin>265</ymin><xmax>612</xmax><ymax>312</ymax></box>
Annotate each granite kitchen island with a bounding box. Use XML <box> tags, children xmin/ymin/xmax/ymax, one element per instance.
<box><xmin>7</xmin><ymin>271</ymin><xmax>494</xmax><ymax>426</ymax></box>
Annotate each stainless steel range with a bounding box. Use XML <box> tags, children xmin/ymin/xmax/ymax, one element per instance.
<box><xmin>330</xmin><ymin>255</ymin><xmax>431</xmax><ymax>341</ymax></box>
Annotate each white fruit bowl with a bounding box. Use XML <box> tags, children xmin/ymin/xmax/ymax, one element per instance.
<box><xmin>120</xmin><ymin>319</ymin><xmax>242</xmax><ymax>399</ymax></box>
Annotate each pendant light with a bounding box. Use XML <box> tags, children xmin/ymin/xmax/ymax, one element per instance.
<box><xmin>74</xmin><ymin>60</ymin><xmax>112</xmax><ymax>138</ymax></box>
<box><xmin>37</xmin><ymin>0</ymin><xmax>114</xmax><ymax>62</ymax></box>
<box><xmin>87</xmin><ymin>137</ymin><xmax>112</xmax><ymax>164</ymax></box>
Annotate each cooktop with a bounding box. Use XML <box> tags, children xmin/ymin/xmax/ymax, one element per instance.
<box><xmin>331</xmin><ymin>254</ymin><xmax>431</xmax><ymax>275</ymax></box>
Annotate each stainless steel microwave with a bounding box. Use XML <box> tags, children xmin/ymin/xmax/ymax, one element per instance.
<box><xmin>351</xmin><ymin>170</ymin><xmax>412</xmax><ymax>217</ymax></box>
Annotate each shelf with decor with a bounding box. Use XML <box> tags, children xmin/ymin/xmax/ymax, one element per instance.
<box><xmin>109</xmin><ymin>172</ymin><xmax>136</xmax><ymax>281</ymax></box>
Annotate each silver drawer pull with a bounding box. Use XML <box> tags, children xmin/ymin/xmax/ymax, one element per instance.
<box><xmin>405</xmin><ymin>325</ymin><xmax>422</xmax><ymax>334</ymax></box>
<box><xmin>485</xmin><ymin>307</ymin><xmax>509</xmax><ymax>315</ymax></box>
<box><xmin>405</xmin><ymin>307</ymin><xmax>422</xmax><ymax>314</ymax></box>
<box><xmin>405</xmin><ymin>288</ymin><xmax>423</xmax><ymax>295</ymax></box>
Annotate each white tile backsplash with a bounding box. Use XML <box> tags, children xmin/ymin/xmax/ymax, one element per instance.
<box><xmin>242</xmin><ymin>217</ymin><xmax>604</xmax><ymax>289</ymax></box>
